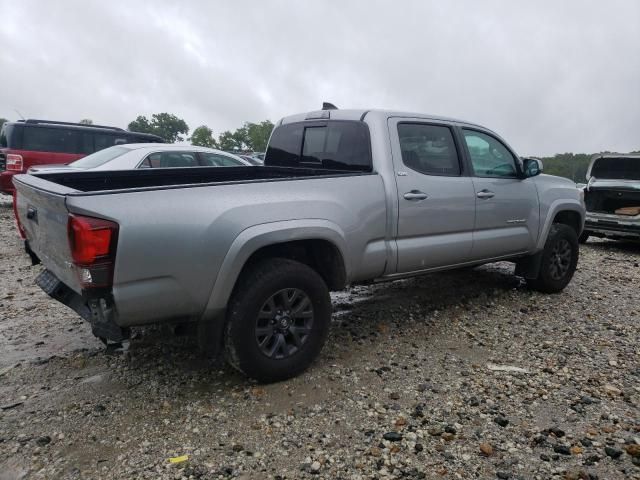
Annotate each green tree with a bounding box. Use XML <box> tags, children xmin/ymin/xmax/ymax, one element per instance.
<box><xmin>0</xmin><ymin>118</ymin><xmax>7</xmax><ymax>130</ymax></box>
<box><xmin>244</xmin><ymin>120</ymin><xmax>274</xmax><ymax>152</ymax></box>
<box><xmin>128</xmin><ymin>113</ymin><xmax>189</xmax><ymax>143</ymax></box>
<box><xmin>218</xmin><ymin>130</ymin><xmax>243</xmax><ymax>151</ymax></box>
<box><xmin>79</xmin><ymin>119</ymin><xmax>93</xmax><ymax>125</ymax></box>
<box><xmin>190</xmin><ymin>125</ymin><xmax>218</xmax><ymax>148</ymax></box>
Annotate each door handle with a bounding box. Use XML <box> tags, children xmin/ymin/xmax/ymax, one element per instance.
<box><xmin>476</xmin><ymin>190</ymin><xmax>495</xmax><ymax>199</ymax></box>
<box><xmin>403</xmin><ymin>190</ymin><xmax>428</xmax><ymax>201</ymax></box>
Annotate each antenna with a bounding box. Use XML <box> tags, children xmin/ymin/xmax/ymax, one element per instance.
<box><xmin>14</xmin><ymin>109</ymin><xmax>25</xmax><ymax>120</ymax></box>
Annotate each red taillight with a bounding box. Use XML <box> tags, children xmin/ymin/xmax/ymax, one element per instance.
<box><xmin>6</xmin><ymin>154</ymin><xmax>23</xmax><ymax>171</ymax></box>
<box><xmin>12</xmin><ymin>191</ymin><xmax>26</xmax><ymax>239</ymax></box>
<box><xmin>68</xmin><ymin>215</ymin><xmax>117</xmax><ymax>264</ymax></box>
<box><xmin>67</xmin><ymin>214</ymin><xmax>118</xmax><ymax>288</ymax></box>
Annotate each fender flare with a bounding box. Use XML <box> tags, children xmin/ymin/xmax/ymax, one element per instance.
<box><xmin>536</xmin><ymin>199</ymin><xmax>585</xmax><ymax>250</ymax></box>
<box><xmin>201</xmin><ymin>219</ymin><xmax>349</xmax><ymax>318</ymax></box>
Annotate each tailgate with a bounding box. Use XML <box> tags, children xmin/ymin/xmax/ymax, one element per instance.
<box><xmin>13</xmin><ymin>174</ymin><xmax>82</xmax><ymax>293</ymax></box>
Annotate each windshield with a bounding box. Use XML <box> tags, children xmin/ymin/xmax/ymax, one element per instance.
<box><xmin>590</xmin><ymin>156</ymin><xmax>640</xmax><ymax>181</ymax></box>
<box><xmin>69</xmin><ymin>146</ymin><xmax>131</xmax><ymax>169</ymax></box>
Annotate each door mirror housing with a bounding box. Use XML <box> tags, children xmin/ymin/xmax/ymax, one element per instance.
<box><xmin>522</xmin><ymin>157</ymin><xmax>543</xmax><ymax>178</ymax></box>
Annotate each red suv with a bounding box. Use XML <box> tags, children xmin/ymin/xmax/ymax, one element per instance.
<box><xmin>0</xmin><ymin>119</ymin><xmax>165</xmax><ymax>194</ymax></box>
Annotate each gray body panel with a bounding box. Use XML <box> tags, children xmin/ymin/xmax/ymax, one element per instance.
<box><xmin>13</xmin><ymin>109</ymin><xmax>585</xmax><ymax>329</ymax></box>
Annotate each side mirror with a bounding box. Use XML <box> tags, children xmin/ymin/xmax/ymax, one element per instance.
<box><xmin>522</xmin><ymin>157</ymin><xmax>543</xmax><ymax>177</ymax></box>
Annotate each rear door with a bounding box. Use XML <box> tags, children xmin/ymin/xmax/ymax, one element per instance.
<box><xmin>460</xmin><ymin>128</ymin><xmax>539</xmax><ymax>260</ymax></box>
<box><xmin>389</xmin><ymin>118</ymin><xmax>476</xmax><ymax>272</ymax></box>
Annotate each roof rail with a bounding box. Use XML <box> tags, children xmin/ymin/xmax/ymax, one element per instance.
<box><xmin>23</xmin><ymin>119</ymin><xmax>125</xmax><ymax>131</ymax></box>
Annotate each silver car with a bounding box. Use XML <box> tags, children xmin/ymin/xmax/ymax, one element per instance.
<box><xmin>28</xmin><ymin>144</ymin><xmax>251</xmax><ymax>174</ymax></box>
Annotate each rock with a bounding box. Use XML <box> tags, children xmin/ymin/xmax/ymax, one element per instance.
<box><xmin>543</xmin><ymin>427</ymin><xmax>565</xmax><ymax>438</ymax></box>
<box><xmin>494</xmin><ymin>416</ymin><xmax>509</xmax><ymax>428</ymax></box>
<box><xmin>310</xmin><ymin>461</ymin><xmax>321</xmax><ymax>473</ymax></box>
<box><xmin>554</xmin><ymin>445</ymin><xmax>571</xmax><ymax>455</ymax></box>
<box><xmin>480</xmin><ymin>442</ymin><xmax>493</xmax><ymax>456</ymax></box>
<box><xmin>35</xmin><ymin>436</ymin><xmax>51</xmax><ymax>446</ymax></box>
<box><xmin>414</xmin><ymin>443</ymin><xmax>424</xmax><ymax>453</ymax></box>
<box><xmin>580</xmin><ymin>438</ymin><xmax>593</xmax><ymax>447</ymax></box>
<box><xmin>383</xmin><ymin>432</ymin><xmax>402</xmax><ymax>442</ymax></box>
<box><xmin>603</xmin><ymin>384</ymin><xmax>622</xmax><ymax>396</ymax></box>
<box><xmin>441</xmin><ymin>432</ymin><xmax>455</xmax><ymax>442</ymax></box>
<box><xmin>389</xmin><ymin>392</ymin><xmax>400</xmax><ymax>400</ymax></box>
<box><xmin>570</xmin><ymin>445</ymin><xmax>583</xmax><ymax>455</ymax></box>
<box><xmin>468</xmin><ymin>396</ymin><xmax>480</xmax><ymax>407</ymax></box>
<box><xmin>604</xmin><ymin>446</ymin><xmax>622</xmax><ymax>459</ymax></box>
<box><xmin>496</xmin><ymin>472</ymin><xmax>510</xmax><ymax>479</ymax></box>
<box><xmin>625</xmin><ymin>444</ymin><xmax>640</xmax><ymax>457</ymax></box>
<box><xmin>428</xmin><ymin>426</ymin><xmax>443</xmax><ymax>436</ymax></box>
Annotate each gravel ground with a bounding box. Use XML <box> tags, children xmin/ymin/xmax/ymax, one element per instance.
<box><xmin>1</xmin><ymin>192</ymin><xmax>639</xmax><ymax>480</ymax></box>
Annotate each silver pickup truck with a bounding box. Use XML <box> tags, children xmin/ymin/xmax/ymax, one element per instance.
<box><xmin>13</xmin><ymin>108</ymin><xmax>585</xmax><ymax>382</ymax></box>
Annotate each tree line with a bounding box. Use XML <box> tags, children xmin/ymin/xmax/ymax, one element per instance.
<box><xmin>127</xmin><ymin>113</ymin><xmax>274</xmax><ymax>152</ymax></box>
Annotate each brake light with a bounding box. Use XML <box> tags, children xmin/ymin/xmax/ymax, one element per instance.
<box><xmin>6</xmin><ymin>154</ymin><xmax>23</xmax><ymax>171</ymax></box>
<box><xmin>67</xmin><ymin>214</ymin><xmax>118</xmax><ymax>288</ymax></box>
<box><xmin>12</xmin><ymin>191</ymin><xmax>26</xmax><ymax>239</ymax></box>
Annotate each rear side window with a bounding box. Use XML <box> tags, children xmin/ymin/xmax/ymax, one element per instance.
<box><xmin>398</xmin><ymin>123</ymin><xmax>461</xmax><ymax>176</ymax></box>
<box><xmin>22</xmin><ymin>127</ymin><xmax>81</xmax><ymax>153</ymax></box>
<box><xmin>94</xmin><ymin>133</ymin><xmax>119</xmax><ymax>151</ymax></box>
<box><xmin>266</xmin><ymin>121</ymin><xmax>372</xmax><ymax>171</ymax></box>
<box><xmin>140</xmin><ymin>151</ymin><xmax>199</xmax><ymax>168</ymax></box>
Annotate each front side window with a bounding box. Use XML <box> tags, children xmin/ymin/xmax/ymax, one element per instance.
<box><xmin>199</xmin><ymin>152</ymin><xmax>244</xmax><ymax>166</ymax></box>
<box><xmin>397</xmin><ymin>123</ymin><xmax>461</xmax><ymax>176</ymax></box>
<box><xmin>463</xmin><ymin>130</ymin><xmax>518</xmax><ymax>178</ymax></box>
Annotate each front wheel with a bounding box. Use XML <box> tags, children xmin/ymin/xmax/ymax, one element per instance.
<box><xmin>527</xmin><ymin>224</ymin><xmax>579</xmax><ymax>293</ymax></box>
<box><xmin>224</xmin><ymin>258</ymin><xmax>331</xmax><ymax>383</ymax></box>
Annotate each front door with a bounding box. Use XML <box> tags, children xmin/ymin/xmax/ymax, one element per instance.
<box><xmin>460</xmin><ymin>128</ymin><xmax>539</xmax><ymax>260</ymax></box>
<box><xmin>390</xmin><ymin>119</ymin><xmax>476</xmax><ymax>273</ymax></box>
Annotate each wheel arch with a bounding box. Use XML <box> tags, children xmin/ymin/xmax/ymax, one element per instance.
<box><xmin>536</xmin><ymin>200</ymin><xmax>585</xmax><ymax>250</ymax></box>
<box><xmin>203</xmin><ymin>219</ymin><xmax>349</xmax><ymax>316</ymax></box>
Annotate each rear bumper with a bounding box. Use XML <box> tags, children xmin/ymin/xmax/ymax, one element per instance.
<box><xmin>584</xmin><ymin>213</ymin><xmax>640</xmax><ymax>239</ymax></box>
<box><xmin>0</xmin><ymin>170</ymin><xmax>17</xmax><ymax>194</ymax></box>
<box><xmin>36</xmin><ymin>269</ymin><xmax>128</xmax><ymax>342</ymax></box>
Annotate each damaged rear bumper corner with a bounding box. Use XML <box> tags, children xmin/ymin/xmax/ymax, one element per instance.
<box><xmin>35</xmin><ymin>269</ymin><xmax>129</xmax><ymax>343</ymax></box>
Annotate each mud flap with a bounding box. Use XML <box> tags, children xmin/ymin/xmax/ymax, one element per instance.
<box><xmin>35</xmin><ymin>270</ymin><xmax>129</xmax><ymax>342</ymax></box>
<box><xmin>515</xmin><ymin>252</ymin><xmax>543</xmax><ymax>280</ymax></box>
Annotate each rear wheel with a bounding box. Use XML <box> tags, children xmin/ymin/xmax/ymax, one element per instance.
<box><xmin>527</xmin><ymin>224</ymin><xmax>579</xmax><ymax>293</ymax></box>
<box><xmin>224</xmin><ymin>258</ymin><xmax>331</xmax><ymax>383</ymax></box>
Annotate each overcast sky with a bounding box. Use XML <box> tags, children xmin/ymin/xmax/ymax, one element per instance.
<box><xmin>1</xmin><ymin>1</ymin><xmax>638</xmax><ymax>155</ymax></box>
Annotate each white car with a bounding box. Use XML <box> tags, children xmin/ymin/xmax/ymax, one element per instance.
<box><xmin>27</xmin><ymin>144</ymin><xmax>251</xmax><ymax>174</ymax></box>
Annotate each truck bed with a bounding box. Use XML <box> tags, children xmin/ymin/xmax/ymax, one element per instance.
<box><xmin>31</xmin><ymin>165</ymin><xmax>366</xmax><ymax>194</ymax></box>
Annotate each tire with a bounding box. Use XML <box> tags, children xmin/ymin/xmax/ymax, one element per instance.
<box><xmin>527</xmin><ymin>224</ymin><xmax>579</xmax><ymax>294</ymax></box>
<box><xmin>578</xmin><ymin>230</ymin><xmax>590</xmax><ymax>244</ymax></box>
<box><xmin>224</xmin><ymin>258</ymin><xmax>331</xmax><ymax>383</ymax></box>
